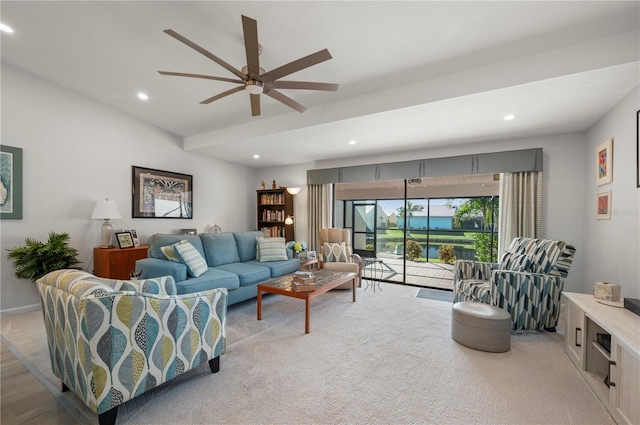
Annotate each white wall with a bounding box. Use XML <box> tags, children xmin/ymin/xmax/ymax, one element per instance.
<box><xmin>583</xmin><ymin>87</ymin><xmax>640</xmax><ymax>299</ymax></box>
<box><xmin>3</xmin><ymin>63</ymin><xmax>636</xmax><ymax>311</ymax></box>
<box><xmin>0</xmin><ymin>64</ymin><xmax>257</xmax><ymax>312</ymax></box>
<box><xmin>267</xmin><ymin>133</ymin><xmax>589</xmax><ymax>293</ymax></box>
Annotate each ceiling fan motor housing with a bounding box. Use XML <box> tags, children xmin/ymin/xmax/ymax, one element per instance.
<box><xmin>245</xmin><ymin>80</ymin><xmax>264</xmax><ymax>94</ymax></box>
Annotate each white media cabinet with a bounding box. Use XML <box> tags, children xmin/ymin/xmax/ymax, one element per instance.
<box><xmin>563</xmin><ymin>292</ymin><xmax>640</xmax><ymax>425</ymax></box>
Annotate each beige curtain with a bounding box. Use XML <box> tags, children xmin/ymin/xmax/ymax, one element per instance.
<box><xmin>307</xmin><ymin>184</ymin><xmax>332</xmax><ymax>251</ymax></box>
<box><xmin>498</xmin><ymin>171</ymin><xmax>542</xmax><ymax>255</ymax></box>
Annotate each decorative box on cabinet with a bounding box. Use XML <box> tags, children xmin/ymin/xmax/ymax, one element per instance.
<box><xmin>93</xmin><ymin>245</ymin><xmax>149</xmax><ymax>279</ymax></box>
<box><xmin>563</xmin><ymin>292</ymin><xmax>640</xmax><ymax>425</ymax></box>
<box><xmin>257</xmin><ymin>188</ymin><xmax>294</xmax><ymax>241</ymax></box>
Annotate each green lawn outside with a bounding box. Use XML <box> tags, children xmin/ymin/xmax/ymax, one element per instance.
<box><xmin>375</xmin><ymin>228</ymin><xmax>480</xmax><ymax>250</ymax></box>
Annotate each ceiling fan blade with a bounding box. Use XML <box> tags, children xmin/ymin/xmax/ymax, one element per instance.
<box><xmin>158</xmin><ymin>71</ymin><xmax>244</xmax><ymax>84</ymax></box>
<box><xmin>200</xmin><ymin>86</ymin><xmax>245</xmax><ymax>105</ymax></box>
<box><xmin>262</xmin><ymin>49</ymin><xmax>332</xmax><ymax>82</ymax></box>
<box><xmin>241</xmin><ymin>15</ymin><xmax>260</xmax><ymax>79</ymax></box>
<box><xmin>264</xmin><ymin>89</ymin><xmax>307</xmax><ymax>113</ymax></box>
<box><xmin>273</xmin><ymin>81</ymin><xmax>339</xmax><ymax>91</ymax></box>
<box><xmin>250</xmin><ymin>93</ymin><xmax>261</xmax><ymax>116</ymax></box>
<box><xmin>164</xmin><ymin>29</ymin><xmax>245</xmax><ymax>80</ymax></box>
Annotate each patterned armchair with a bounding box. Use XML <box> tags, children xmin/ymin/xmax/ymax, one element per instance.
<box><xmin>453</xmin><ymin>237</ymin><xmax>576</xmax><ymax>331</ymax></box>
<box><xmin>315</xmin><ymin>228</ymin><xmax>363</xmax><ymax>289</ymax></box>
<box><xmin>36</xmin><ymin>269</ymin><xmax>227</xmax><ymax>425</ymax></box>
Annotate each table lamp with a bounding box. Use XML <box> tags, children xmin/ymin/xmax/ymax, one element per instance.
<box><xmin>91</xmin><ymin>198</ymin><xmax>122</xmax><ymax>248</ymax></box>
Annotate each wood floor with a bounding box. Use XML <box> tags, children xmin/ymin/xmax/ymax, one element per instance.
<box><xmin>1</xmin><ymin>342</ymin><xmax>83</xmax><ymax>425</ymax></box>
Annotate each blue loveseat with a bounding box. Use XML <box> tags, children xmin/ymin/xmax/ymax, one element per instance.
<box><xmin>136</xmin><ymin>231</ymin><xmax>300</xmax><ymax>305</ymax></box>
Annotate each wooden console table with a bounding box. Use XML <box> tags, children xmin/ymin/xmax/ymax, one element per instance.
<box><xmin>93</xmin><ymin>245</ymin><xmax>149</xmax><ymax>279</ymax></box>
<box><xmin>563</xmin><ymin>292</ymin><xmax>640</xmax><ymax>425</ymax></box>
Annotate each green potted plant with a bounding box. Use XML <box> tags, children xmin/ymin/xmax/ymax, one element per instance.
<box><xmin>7</xmin><ymin>232</ymin><xmax>81</xmax><ymax>282</ymax></box>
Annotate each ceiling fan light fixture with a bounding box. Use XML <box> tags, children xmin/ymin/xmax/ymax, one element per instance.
<box><xmin>245</xmin><ymin>80</ymin><xmax>263</xmax><ymax>95</ymax></box>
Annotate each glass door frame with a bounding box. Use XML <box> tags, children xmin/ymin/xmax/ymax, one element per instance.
<box><xmin>337</xmin><ymin>180</ymin><xmax>499</xmax><ymax>288</ymax></box>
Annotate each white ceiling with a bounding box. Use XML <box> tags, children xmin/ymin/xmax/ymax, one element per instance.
<box><xmin>2</xmin><ymin>1</ymin><xmax>639</xmax><ymax>168</ymax></box>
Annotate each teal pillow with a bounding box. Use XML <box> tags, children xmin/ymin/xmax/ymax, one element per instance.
<box><xmin>258</xmin><ymin>237</ymin><xmax>288</xmax><ymax>262</ymax></box>
<box><xmin>173</xmin><ymin>240</ymin><xmax>208</xmax><ymax>277</ymax></box>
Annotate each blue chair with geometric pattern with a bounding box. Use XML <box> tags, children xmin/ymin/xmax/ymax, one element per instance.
<box><xmin>36</xmin><ymin>269</ymin><xmax>227</xmax><ymax>425</ymax></box>
<box><xmin>453</xmin><ymin>237</ymin><xmax>576</xmax><ymax>331</ymax></box>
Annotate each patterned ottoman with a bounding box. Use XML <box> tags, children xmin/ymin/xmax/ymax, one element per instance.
<box><xmin>451</xmin><ymin>302</ymin><xmax>511</xmax><ymax>352</ymax></box>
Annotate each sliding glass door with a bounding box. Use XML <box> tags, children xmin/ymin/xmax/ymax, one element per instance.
<box><xmin>337</xmin><ymin>176</ymin><xmax>499</xmax><ymax>290</ymax></box>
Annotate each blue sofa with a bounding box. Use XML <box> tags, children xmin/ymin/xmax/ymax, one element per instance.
<box><xmin>136</xmin><ymin>231</ymin><xmax>300</xmax><ymax>305</ymax></box>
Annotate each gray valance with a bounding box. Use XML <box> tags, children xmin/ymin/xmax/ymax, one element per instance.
<box><xmin>307</xmin><ymin>148</ymin><xmax>542</xmax><ymax>185</ymax></box>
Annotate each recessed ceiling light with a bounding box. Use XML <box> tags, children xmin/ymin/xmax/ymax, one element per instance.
<box><xmin>137</xmin><ymin>92</ymin><xmax>149</xmax><ymax>101</ymax></box>
<box><xmin>0</xmin><ymin>23</ymin><xmax>14</xmax><ymax>34</ymax></box>
<box><xmin>349</xmin><ymin>140</ymin><xmax>357</xmax><ymax>145</ymax></box>
<box><xmin>253</xmin><ymin>154</ymin><xmax>260</xmax><ymax>159</ymax></box>
<box><xmin>504</xmin><ymin>114</ymin><xmax>515</xmax><ymax>121</ymax></box>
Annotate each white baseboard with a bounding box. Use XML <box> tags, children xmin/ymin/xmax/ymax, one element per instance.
<box><xmin>0</xmin><ymin>303</ymin><xmax>40</xmax><ymax>315</ymax></box>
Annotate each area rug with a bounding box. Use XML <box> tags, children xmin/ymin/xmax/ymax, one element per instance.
<box><xmin>1</xmin><ymin>284</ymin><xmax>614</xmax><ymax>425</ymax></box>
<box><xmin>415</xmin><ymin>287</ymin><xmax>454</xmax><ymax>302</ymax></box>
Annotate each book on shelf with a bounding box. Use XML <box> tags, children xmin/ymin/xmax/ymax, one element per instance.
<box><xmin>260</xmin><ymin>226</ymin><xmax>284</xmax><ymax>237</ymax></box>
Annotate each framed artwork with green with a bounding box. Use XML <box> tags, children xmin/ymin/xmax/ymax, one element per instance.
<box><xmin>0</xmin><ymin>145</ymin><xmax>23</xmax><ymax>219</ymax></box>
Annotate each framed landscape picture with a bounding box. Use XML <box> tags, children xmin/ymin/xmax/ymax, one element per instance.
<box><xmin>132</xmin><ymin>166</ymin><xmax>193</xmax><ymax>218</ymax></box>
<box><xmin>596</xmin><ymin>191</ymin><xmax>611</xmax><ymax>220</ymax></box>
<box><xmin>115</xmin><ymin>231</ymin><xmax>135</xmax><ymax>249</ymax></box>
<box><xmin>596</xmin><ymin>138</ymin><xmax>613</xmax><ymax>186</ymax></box>
<box><xmin>0</xmin><ymin>145</ymin><xmax>23</xmax><ymax>219</ymax></box>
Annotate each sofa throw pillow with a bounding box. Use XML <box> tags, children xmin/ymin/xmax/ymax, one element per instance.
<box><xmin>160</xmin><ymin>245</ymin><xmax>181</xmax><ymax>262</ymax></box>
<box><xmin>257</xmin><ymin>237</ymin><xmax>288</xmax><ymax>262</ymax></box>
<box><xmin>499</xmin><ymin>251</ymin><xmax>532</xmax><ymax>272</ymax></box>
<box><xmin>255</xmin><ymin>236</ymin><xmax>264</xmax><ymax>260</ymax></box>
<box><xmin>324</xmin><ymin>242</ymin><xmax>348</xmax><ymax>263</ymax></box>
<box><xmin>173</xmin><ymin>240</ymin><xmax>208</xmax><ymax>277</ymax></box>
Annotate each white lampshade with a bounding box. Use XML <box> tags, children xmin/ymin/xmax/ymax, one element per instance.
<box><xmin>91</xmin><ymin>198</ymin><xmax>122</xmax><ymax>220</ymax></box>
<box><xmin>286</xmin><ymin>187</ymin><xmax>301</xmax><ymax>195</ymax></box>
<box><xmin>285</xmin><ymin>216</ymin><xmax>294</xmax><ymax>225</ymax></box>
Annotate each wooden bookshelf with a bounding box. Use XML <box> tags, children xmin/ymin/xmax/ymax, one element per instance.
<box><xmin>257</xmin><ymin>188</ymin><xmax>294</xmax><ymax>241</ymax></box>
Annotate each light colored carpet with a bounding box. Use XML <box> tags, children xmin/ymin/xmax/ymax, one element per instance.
<box><xmin>1</xmin><ymin>283</ymin><xmax>614</xmax><ymax>425</ymax></box>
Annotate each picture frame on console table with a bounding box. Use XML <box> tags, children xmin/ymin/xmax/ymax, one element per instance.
<box><xmin>132</xmin><ymin>166</ymin><xmax>193</xmax><ymax>218</ymax></box>
<box><xmin>115</xmin><ymin>231</ymin><xmax>135</xmax><ymax>249</ymax></box>
<box><xmin>122</xmin><ymin>229</ymin><xmax>140</xmax><ymax>246</ymax></box>
<box><xmin>596</xmin><ymin>190</ymin><xmax>611</xmax><ymax>220</ymax></box>
<box><xmin>0</xmin><ymin>145</ymin><xmax>22</xmax><ymax>219</ymax></box>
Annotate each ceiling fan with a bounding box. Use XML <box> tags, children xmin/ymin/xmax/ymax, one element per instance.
<box><xmin>158</xmin><ymin>15</ymin><xmax>338</xmax><ymax>116</ymax></box>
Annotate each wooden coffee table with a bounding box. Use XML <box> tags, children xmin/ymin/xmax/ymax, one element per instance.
<box><xmin>257</xmin><ymin>269</ymin><xmax>356</xmax><ymax>334</ymax></box>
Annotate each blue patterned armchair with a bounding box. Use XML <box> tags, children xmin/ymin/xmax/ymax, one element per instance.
<box><xmin>453</xmin><ymin>237</ymin><xmax>576</xmax><ymax>331</ymax></box>
<box><xmin>36</xmin><ymin>269</ymin><xmax>227</xmax><ymax>425</ymax></box>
